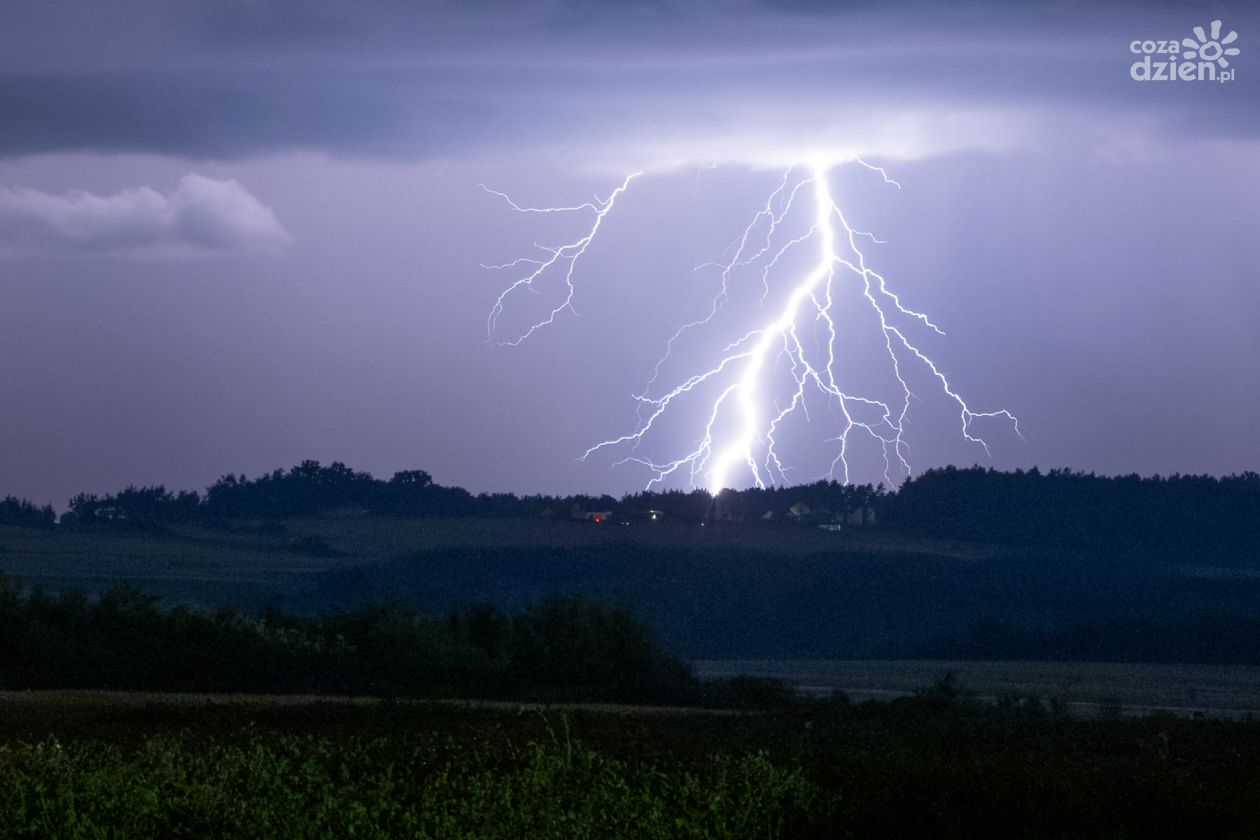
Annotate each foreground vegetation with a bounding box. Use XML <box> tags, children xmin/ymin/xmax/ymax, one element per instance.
<box><xmin>1</xmin><ymin>693</ymin><xmax>1258</xmax><ymax>838</ymax></box>
<box><xmin>0</xmin><ymin>736</ymin><xmax>819</xmax><ymax>839</ymax></box>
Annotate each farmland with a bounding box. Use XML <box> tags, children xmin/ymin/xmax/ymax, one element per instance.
<box><xmin>5</xmin><ymin>511</ymin><xmax>1260</xmax><ymax>666</ymax></box>
<box><xmin>4</xmin><ymin>487</ymin><xmax>1260</xmax><ymax>835</ymax></box>
<box><xmin>0</xmin><ymin>514</ymin><xmax>1007</xmax><ymax>615</ymax></box>
<box><xmin>2</xmin><ymin>691</ymin><xmax>1260</xmax><ymax>838</ymax></box>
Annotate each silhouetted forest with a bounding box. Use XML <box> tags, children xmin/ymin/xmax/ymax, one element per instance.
<box><xmin>53</xmin><ymin>460</ymin><xmax>884</xmax><ymax>528</ymax></box>
<box><xmin>885</xmin><ymin>466</ymin><xmax>1260</xmax><ymax>550</ymax></box>
<box><xmin>26</xmin><ymin>460</ymin><xmax>1259</xmax><ymax>553</ymax></box>
<box><xmin>0</xmin><ymin>574</ymin><xmax>691</xmax><ymax>702</ymax></box>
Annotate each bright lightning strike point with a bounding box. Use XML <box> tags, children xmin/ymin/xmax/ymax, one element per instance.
<box><xmin>481</xmin><ymin>157</ymin><xmax>1020</xmax><ymax>493</ymax></box>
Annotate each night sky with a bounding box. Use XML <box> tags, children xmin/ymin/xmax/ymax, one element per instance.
<box><xmin>1</xmin><ymin>0</ymin><xmax>1257</xmax><ymax>506</ymax></box>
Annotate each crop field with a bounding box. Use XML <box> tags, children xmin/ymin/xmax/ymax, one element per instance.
<box><xmin>1</xmin><ymin>692</ymin><xmax>1259</xmax><ymax>838</ymax></box>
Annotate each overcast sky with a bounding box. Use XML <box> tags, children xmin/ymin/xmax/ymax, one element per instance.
<box><xmin>1</xmin><ymin>0</ymin><xmax>1257</xmax><ymax>506</ymax></box>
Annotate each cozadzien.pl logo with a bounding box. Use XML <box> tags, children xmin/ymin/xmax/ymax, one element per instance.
<box><xmin>1130</xmin><ymin>19</ymin><xmax>1241</xmax><ymax>82</ymax></box>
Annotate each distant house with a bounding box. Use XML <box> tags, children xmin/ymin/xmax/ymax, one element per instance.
<box><xmin>788</xmin><ymin>502</ymin><xmax>812</xmax><ymax>519</ymax></box>
<box><xmin>647</xmin><ymin>509</ymin><xmax>665</xmax><ymax>521</ymax></box>
<box><xmin>570</xmin><ymin>504</ymin><xmax>612</xmax><ymax>523</ymax></box>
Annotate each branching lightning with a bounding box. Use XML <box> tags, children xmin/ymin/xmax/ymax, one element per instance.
<box><xmin>481</xmin><ymin>158</ymin><xmax>1020</xmax><ymax>493</ymax></box>
<box><xmin>479</xmin><ymin>173</ymin><xmax>640</xmax><ymax>347</ymax></box>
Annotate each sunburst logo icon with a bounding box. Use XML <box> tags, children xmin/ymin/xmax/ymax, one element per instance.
<box><xmin>1183</xmin><ymin>20</ymin><xmax>1240</xmax><ymax>68</ymax></box>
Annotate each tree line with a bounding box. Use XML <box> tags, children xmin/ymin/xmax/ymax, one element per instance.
<box><xmin>884</xmin><ymin>465</ymin><xmax>1260</xmax><ymax>550</ymax></box>
<box><xmin>4</xmin><ymin>460</ymin><xmax>1258</xmax><ymax>551</ymax></box>
<box><xmin>0</xmin><ymin>496</ymin><xmax>56</xmax><ymax>529</ymax></box>
<box><xmin>55</xmin><ymin>459</ymin><xmax>885</xmax><ymax>528</ymax></box>
<box><xmin>0</xmin><ymin>574</ymin><xmax>691</xmax><ymax>703</ymax></box>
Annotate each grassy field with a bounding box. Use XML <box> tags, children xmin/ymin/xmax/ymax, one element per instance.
<box><xmin>0</xmin><ymin>516</ymin><xmax>1003</xmax><ymax>612</ymax></box>
<box><xmin>0</xmin><ymin>521</ymin><xmax>349</xmax><ymax>607</ymax></box>
<box><xmin>1</xmin><ymin>692</ymin><xmax>1259</xmax><ymax>838</ymax></box>
<box><xmin>0</xmin><ymin>517</ymin><xmax>995</xmax><ymax>581</ymax></box>
<box><xmin>284</xmin><ymin>516</ymin><xmax>997</xmax><ymax>559</ymax></box>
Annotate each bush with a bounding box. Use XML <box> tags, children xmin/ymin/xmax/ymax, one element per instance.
<box><xmin>0</xmin><ymin>576</ymin><xmax>695</xmax><ymax>704</ymax></box>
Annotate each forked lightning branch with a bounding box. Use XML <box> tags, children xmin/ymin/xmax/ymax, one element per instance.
<box><xmin>480</xmin><ymin>159</ymin><xmax>1020</xmax><ymax>493</ymax></box>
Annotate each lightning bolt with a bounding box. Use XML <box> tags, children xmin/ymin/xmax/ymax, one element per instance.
<box><xmin>479</xmin><ymin>173</ymin><xmax>640</xmax><ymax>347</ymax></box>
<box><xmin>482</xmin><ymin>158</ymin><xmax>1020</xmax><ymax>493</ymax></box>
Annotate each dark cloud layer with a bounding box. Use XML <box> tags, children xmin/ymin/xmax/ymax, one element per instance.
<box><xmin>0</xmin><ymin>1</ymin><xmax>1255</xmax><ymax>162</ymax></box>
<box><xmin>0</xmin><ymin>72</ymin><xmax>421</xmax><ymax>158</ymax></box>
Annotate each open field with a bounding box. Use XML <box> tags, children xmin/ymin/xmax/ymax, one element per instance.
<box><xmin>0</xmin><ymin>516</ymin><xmax>1011</xmax><ymax>613</ymax></box>
<box><xmin>6</xmin><ymin>515</ymin><xmax>1260</xmax><ymax>833</ymax></box>
<box><xmin>694</xmin><ymin>660</ymin><xmax>1260</xmax><ymax>719</ymax></box>
<box><xmin>284</xmin><ymin>516</ymin><xmax>998</xmax><ymax>559</ymax></box>
<box><xmin>2</xmin><ymin>692</ymin><xmax>1260</xmax><ymax>837</ymax></box>
<box><xmin>0</xmin><ymin>517</ymin><xmax>996</xmax><ymax>582</ymax></box>
<box><xmin>0</xmin><ymin>521</ymin><xmax>353</xmax><ymax>607</ymax></box>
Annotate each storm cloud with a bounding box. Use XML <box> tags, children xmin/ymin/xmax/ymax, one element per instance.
<box><xmin>0</xmin><ymin>1</ymin><xmax>1255</xmax><ymax>164</ymax></box>
<box><xmin>0</xmin><ymin>174</ymin><xmax>290</xmax><ymax>257</ymax></box>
